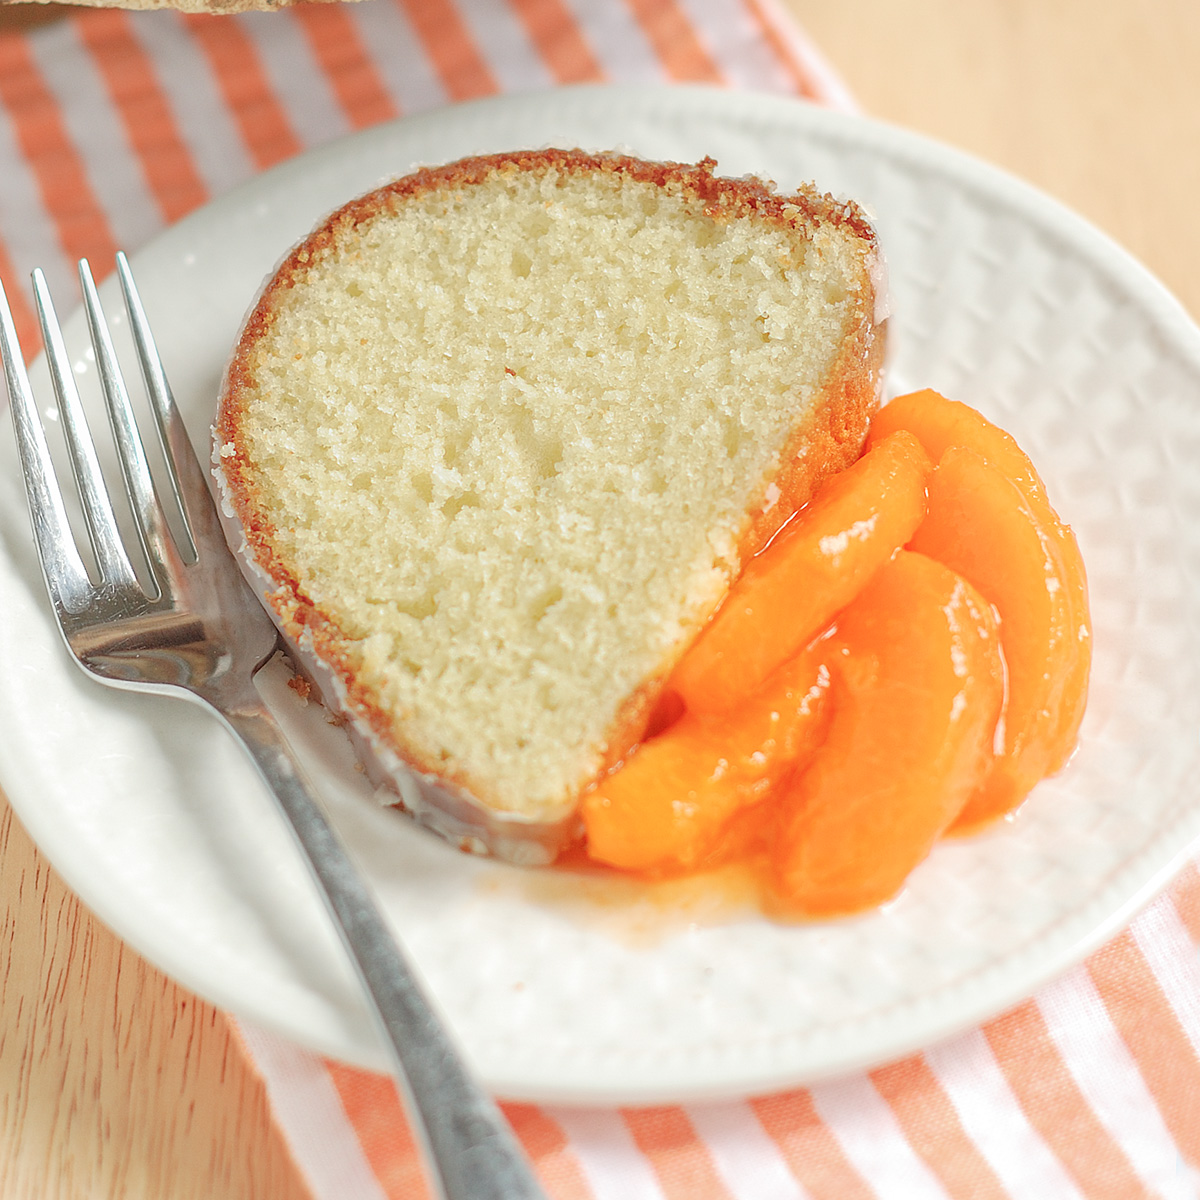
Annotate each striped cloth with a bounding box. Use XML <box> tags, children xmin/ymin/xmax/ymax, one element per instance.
<box><xmin>2</xmin><ymin>2</ymin><xmax>1199</xmax><ymax>1196</ymax></box>
<box><xmin>0</xmin><ymin>0</ymin><xmax>846</xmax><ymax>358</ymax></box>
<box><xmin>236</xmin><ymin>869</ymin><xmax>1200</xmax><ymax>1199</ymax></box>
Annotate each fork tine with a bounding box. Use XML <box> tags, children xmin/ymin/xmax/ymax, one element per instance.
<box><xmin>32</xmin><ymin>269</ymin><xmax>141</xmax><ymax>592</ymax></box>
<box><xmin>79</xmin><ymin>258</ymin><xmax>174</xmax><ymax>595</ymax></box>
<box><xmin>116</xmin><ymin>252</ymin><xmax>200</xmax><ymax>564</ymax></box>
<box><xmin>1</xmin><ymin>276</ymin><xmax>94</xmax><ymax>615</ymax></box>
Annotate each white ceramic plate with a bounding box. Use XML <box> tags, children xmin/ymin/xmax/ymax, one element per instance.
<box><xmin>2</xmin><ymin>85</ymin><xmax>1200</xmax><ymax>1105</ymax></box>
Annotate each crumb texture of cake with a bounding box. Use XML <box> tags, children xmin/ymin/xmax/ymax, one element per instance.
<box><xmin>216</xmin><ymin>150</ymin><xmax>885</xmax><ymax>835</ymax></box>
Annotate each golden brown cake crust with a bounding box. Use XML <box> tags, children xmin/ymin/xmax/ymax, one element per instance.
<box><xmin>216</xmin><ymin>148</ymin><xmax>886</xmax><ymax>853</ymax></box>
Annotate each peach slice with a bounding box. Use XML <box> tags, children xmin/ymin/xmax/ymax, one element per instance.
<box><xmin>909</xmin><ymin>447</ymin><xmax>1090</xmax><ymax>830</ymax></box>
<box><xmin>866</xmin><ymin>388</ymin><xmax>1050</xmax><ymax>506</ymax></box>
<box><xmin>868</xmin><ymin>388</ymin><xmax>1091</xmax><ymax>827</ymax></box>
<box><xmin>584</xmin><ymin>647</ymin><xmax>830</xmax><ymax>874</ymax></box>
<box><xmin>670</xmin><ymin>430</ymin><xmax>932</xmax><ymax>716</ymax></box>
<box><xmin>867</xmin><ymin>389</ymin><xmax>1090</xmax><ymax>682</ymax></box>
<box><xmin>771</xmin><ymin>550</ymin><xmax>1004</xmax><ymax>916</ymax></box>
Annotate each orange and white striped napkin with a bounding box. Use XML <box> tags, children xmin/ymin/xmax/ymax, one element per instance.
<box><xmin>235</xmin><ymin>869</ymin><xmax>1200</xmax><ymax>1199</ymax></box>
<box><xmin>0</xmin><ymin>0</ymin><xmax>845</xmax><ymax>355</ymax></box>
<box><xmin>3</xmin><ymin>3</ymin><xmax>1200</xmax><ymax>1196</ymax></box>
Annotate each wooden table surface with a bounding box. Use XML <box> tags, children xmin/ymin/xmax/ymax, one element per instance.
<box><xmin>1</xmin><ymin>2</ymin><xmax>1198</xmax><ymax>1195</ymax></box>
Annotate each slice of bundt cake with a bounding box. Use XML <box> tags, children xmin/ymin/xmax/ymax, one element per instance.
<box><xmin>213</xmin><ymin>149</ymin><xmax>887</xmax><ymax>863</ymax></box>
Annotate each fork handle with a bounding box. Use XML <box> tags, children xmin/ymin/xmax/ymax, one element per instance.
<box><xmin>218</xmin><ymin>700</ymin><xmax>548</xmax><ymax>1200</ymax></box>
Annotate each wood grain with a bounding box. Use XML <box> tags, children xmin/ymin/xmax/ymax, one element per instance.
<box><xmin>0</xmin><ymin>794</ymin><xmax>313</xmax><ymax>1199</ymax></box>
<box><xmin>782</xmin><ymin>0</ymin><xmax>1200</xmax><ymax>321</ymax></box>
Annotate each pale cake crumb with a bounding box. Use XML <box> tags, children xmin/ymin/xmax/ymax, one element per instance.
<box><xmin>217</xmin><ymin>151</ymin><xmax>884</xmax><ymax>828</ymax></box>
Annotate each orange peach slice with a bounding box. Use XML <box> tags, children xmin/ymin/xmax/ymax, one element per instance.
<box><xmin>771</xmin><ymin>550</ymin><xmax>1004</xmax><ymax>916</ymax></box>
<box><xmin>670</xmin><ymin>430</ymin><xmax>932</xmax><ymax>716</ymax></box>
<box><xmin>867</xmin><ymin>389</ymin><xmax>1090</xmax><ymax>698</ymax></box>
<box><xmin>909</xmin><ymin>447</ymin><xmax>1090</xmax><ymax>830</ymax></box>
<box><xmin>584</xmin><ymin>647</ymin><xmax>830</xmax><ymax>874</ymax></box>
<box><xmin>868</xmin><ymin>388</ymin><xmax>1091</xmax><ymax>826</ymax></box>
<box><xmin>866</xmin><ymin>388</ymin><xmax>1050</xmax><ymax>506</ymax></box>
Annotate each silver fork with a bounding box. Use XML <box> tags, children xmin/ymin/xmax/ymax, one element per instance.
<box><xmin>0</xmin><ymin>255</ymin><xmax>548</xmax><ymax>1200</ymax></box>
